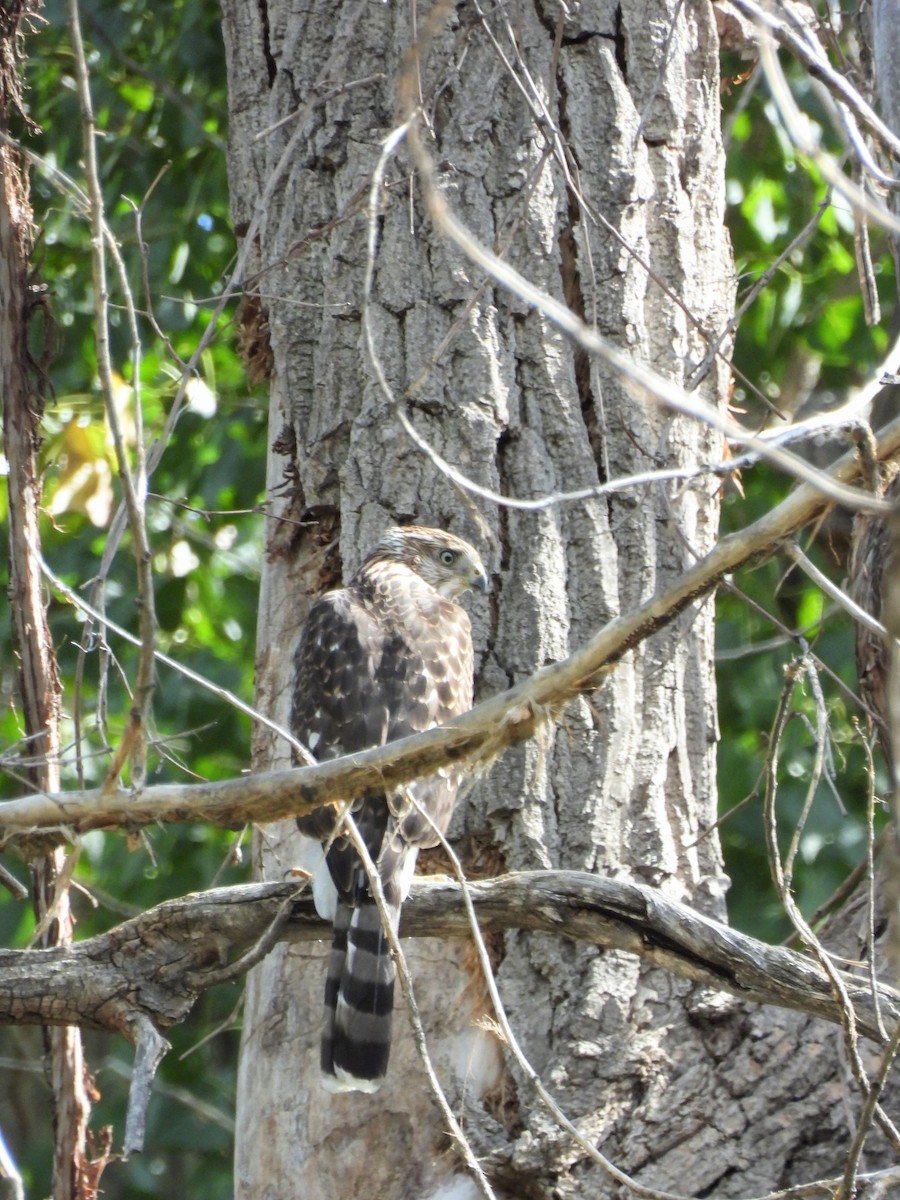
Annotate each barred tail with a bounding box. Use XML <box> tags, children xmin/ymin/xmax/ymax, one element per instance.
<box><xmin>320</xmin><ymin>899</ymin><xmax>397</xmax><ymax>1093</ymax></box>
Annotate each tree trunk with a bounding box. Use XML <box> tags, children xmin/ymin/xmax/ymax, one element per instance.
<box><xmin>222</xmin><ymin>2</ymin><xmax>880</xmax><ymax>1196</ymax></box>
<box><xmin>0</xmin><ymin>9</ymin><xmax>91</xmax><ymax>1197</ymax></box>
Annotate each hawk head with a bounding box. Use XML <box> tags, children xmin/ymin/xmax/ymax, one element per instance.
<box><xmin>370</xmin><ymin>526</ymin><xmax>489</xmax><ymax>599</ymax></box>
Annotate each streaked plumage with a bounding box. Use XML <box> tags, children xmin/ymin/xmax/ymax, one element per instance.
<box><xmin>292</xmin><ymin>526</ymin><xmax>488</xmax><ymax>1092</ymax></box>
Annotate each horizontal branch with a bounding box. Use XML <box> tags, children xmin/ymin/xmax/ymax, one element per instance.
<box><xmin>0</xmin><ymin>869</ymin><xmax>894</xmax><ymax>1053</ymax></box>
<box><xmin>3</xmin><ymin>412</ymin><xmax>900</xmax><ymax>852</ymax></box>
<box><xmin>5</xmin><ymin>868</ymin><xmax>893</xmax><ymax>1156</ymax></box>
<box><xmin>409</xmin><ymin>873</ymin><xmax>900</xmax><ymax>1042</ymax></box>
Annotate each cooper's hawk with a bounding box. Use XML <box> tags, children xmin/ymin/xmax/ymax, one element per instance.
<box><xmin>292</xmin><ymin>525</ymin><xmax>489</xmax><ymax>1093</ymax></box>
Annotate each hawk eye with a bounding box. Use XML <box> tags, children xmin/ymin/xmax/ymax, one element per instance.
<box><xmin>439</xmin><ymin>549</ymin><xmax>457</xmax><ymax>566</ymax></box>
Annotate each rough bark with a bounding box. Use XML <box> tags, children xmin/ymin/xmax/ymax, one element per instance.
<box><xmin>870</xmin><ymin>0</ymin><xmax>900</xmax><ymax>283</ymax></box>
<box><xmin>222</xmin><ymin>0</ymin><xmax>733</xmax><ymax>1196</ymax></box>
<box><xmin>0</xmin><ymin>873</ymin><xmax>896</xmax><ymax>1044</ymax></box>
<box><xmin>220</xmin><ymin>1</ymin><xmax>895</xmax><ymax>1197</ymax></box>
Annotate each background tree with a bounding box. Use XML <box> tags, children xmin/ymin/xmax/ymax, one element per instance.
<box><xmin>2</xmin><ymin>0</ymin><xmax>900</xmax><ymax>1198</ymax></box>
<box><xmin>1</xmin><ymin>2</ymin><xmax>262</xmax><ymax>1196</ymax></box>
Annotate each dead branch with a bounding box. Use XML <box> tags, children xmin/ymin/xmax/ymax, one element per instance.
<box><xmin>0</xmin><ymin>870</ymin><xmax>896</xmax><ymax>1159</ymax></box>
<box><xmin>122</xmin><ymin>1016</ymin><xmax>169</xmax><ymax>1158</ymax></box>
<box><xmin>5</xmin><ymin>409</ymin><xmax>900</xmax><ymax>853</ymax></box>
<box><xmin>729</xmin><ymin>0</ymin><xmax>900</xmax><ymax>165</ymax></box>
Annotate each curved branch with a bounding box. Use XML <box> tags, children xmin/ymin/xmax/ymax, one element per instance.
<box><xmin>4</xmin><ymin>869</ymin><xmax>894</xmax><ymax>1160</ymax></box>
<box><xmin>4</xmin><ymin>410</ymin><xmax>900</xmax><ymax>851</ymax></box>
<box><xmin>0</xmin><ymin>871</ymin><xmax>894</xmax><ymax>1045</ymax></box>
<box><xmin>396</xmin><ymin>46</ymin><xmax>898</xmax><ymax>514</ymax></box>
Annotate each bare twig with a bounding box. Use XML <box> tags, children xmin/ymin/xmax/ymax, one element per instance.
<box><xmin>730</xmin><ymin>0</ymin><xmax>900</xmax><ymax>164</ymax></box>
<box><xmin>723</xmin><ymin>578</ymin><xmax>880</xmax><ymax>729</ymax></box>
<box><xmin>689</xmin><ymin>194</ymin><xmax>833</xmax><ymax>390</ymax></box>
<box><xmin>424</xmin><ymin>820</ymin><xmax>694</xmax><ymax>1200</ymax></box>
<box><xmin>395</xmin><ymin>400</ymin><xmax>741</xmax><ymax>512</ymax></box>
<box><xmin>780</xmin><ymin>658</ymin><xmax>829</xmax><ymax>892</ymax></box>
<box><xmin>40</xmin><ymin>558</ymin><xmax>315</xmax><ymax>767</ymax></box>
<box><xmin>20</xmin><ymin>11</ymin><xmax>361</xmax><ymax>785</ymax></box>
<box><xmin>751</xmin><ymin>0</ymin><xmax>900</xmax><ymax>236</ymax></box>
<box><xmin>0</xmin><ymin>11</ymin><xmax>92</xmax><ymax>1194</ymax></box>
<box><xmin>0</xmin><ymin>863</ymin><xmax>27</xmax><ymax>901</ymax></box>
<box><xmin>759</xmin><ymin>1165</ymin><xmax>900</xmax><ymax>1199</ymax></box>
<box><xmin>859</xmin><ymin>732</ymin><xmax>887</xmax><ymax>1041</ymax></box>
<box><xmin>391</xmin><ymin>97</ymin><xmax>894</xmax><ymax>515</ymax></box>
<box><xmin>472</xmin><ymin>0</ymin><xmax>775</xmax><ymax>418</ymax></box>
<box><xmin>838</xmin><ymin>1019</ymin><xmax>900</xmax><ymax>1199</ymax></box>
<box><xmin>764</xmin><ymin>658</ymin><xmax>900</xmax><ymax>1150</ymax></box>
<box><xmin>67</xmin><ymin>0</ymin><xmax>157</xmax><ymax>790</ymax></box>
<box><xmin>785</xmin><ymin>543</ymin><xmax>887</xmax><ymax>639</ymax></box>
<box><xmin>392</xmin><ymin>0</ymin><xmax>900</xmax><ymax>503</ymax></box>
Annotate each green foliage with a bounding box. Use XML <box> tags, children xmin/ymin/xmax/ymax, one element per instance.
<box><xmin>717</xmin><ymin>54</ymin><xmax>894</xmax><ymax>942</ymax></box>
<box><xmin>0</xmin><ymin>1</ymin><xmax>265</xmax><ymax>1195</ymax></box>
<box><xmin>0</xmin><ymin>2</ymin><xmax>894</xmax><ymax>1194</ymax></box>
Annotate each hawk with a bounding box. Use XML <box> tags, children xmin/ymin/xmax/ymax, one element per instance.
<box><xmin>292</xmin><ymin>525</ymin><xmax>489</xmax><ymax>1093</ymax></box>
